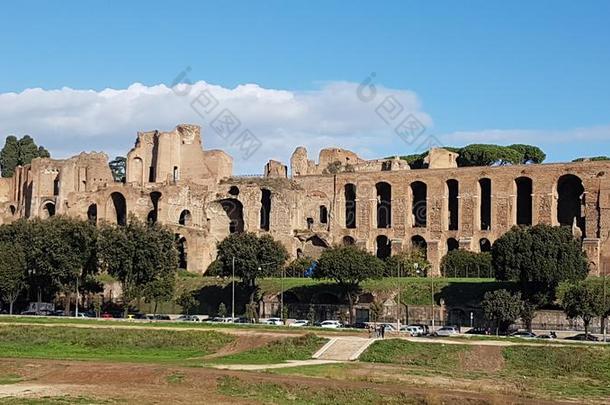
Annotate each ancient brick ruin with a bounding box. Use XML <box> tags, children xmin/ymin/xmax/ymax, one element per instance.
<box><xmin>0</xmin><ymin>124</ymin><xmax>609</xmax><ymax>277</ymax></box>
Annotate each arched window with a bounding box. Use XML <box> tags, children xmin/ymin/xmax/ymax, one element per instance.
<box><xmin>87</xmin><ymin>204</ymin><xmax>97</xmax><ymax>224</ymax></box>
<box><xmin>515</xmin><ymin>177</ymin><xmax>533</xmax><ymax>226</ymax></box>
<box><xmin>447</xmin><ymin>238</ymin><xmax>459</xmax><ymax>252</ymax></box>
<box><xmin>557</xmin><ymin>174</ymin><xmax>585</xmax><ymax>236</ymax></box>
<box><xmin>479</xmin><ymin>178</ymin><xmax>491</xmax><ymax>230</ymax></box>
<box><xmin>260</xmin><ymin>189</ymin><xmax>271</xmax><ymax>231</ymax></box>
<box><xmin>149</xmin><ymin>192</ymin><xmax>162</xmax><ymax>224</ymax></box>
<box><xmin>479</xmin><ymin>238</ymin><xmax>491</xmax><ymax>252</ymax></box>
<box><xmin>345</xmin><ymin>183</ymin><xmax>356</xmax><ymax>228</ymax></box>
<box><xmin>411</xmin><ymin>235</ymin><xmax>427</xmax><ymax>259</ymax></box>
<box><xmin>376</xmin><ymin>182</ymin><xmax>392</xmax><ymax>228</ymax></box>
<box><xmin>220</xmin><ymin>199</ymin><xmax>244</xmax><ymax>234</ymax></box>
<box><xmin>176</xmin><ymin>235</ymin><xmax>187</xmax><ymax>269</ymax></box>
<box><xmin>319</xmin><ymin>205</ymin><xmax>328</xmax><ymax>224</ymax></box>
<box><xmin>376</xmin><ymin>235</ymin><xmax>391</xmax><ymax>259</ymax></box>
<box><xmin>109</xmin><ymin>192</ymin><xmax>127</xmax><ymax>226</ymax></box>
<box><xmin>342</xmin><ymin>236</ymin><xmax>355</xmax><ymax>246</ymax></box>
<box><xmin>41</xmin><ymin>202</ymin><xmax>55</xmax><ymax>218</ymax></box>
<box><xmin>179</xmin><ymin>209</ymin><xmax>192</xmax><ymax>226</ymax></box>
<box><xmin>411</xmin><ymin>181</ymin><xmax>427</xmax><ymax>227</ymax></box>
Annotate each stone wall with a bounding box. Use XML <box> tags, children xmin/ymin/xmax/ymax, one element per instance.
<box><xmin>1</xmin><ymin>123</ymin><xmax>609</xmax><ymax>277</ymax></box>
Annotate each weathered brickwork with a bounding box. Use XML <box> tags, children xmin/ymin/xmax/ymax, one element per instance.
<box><xmin>1</xmin><ymin>124</ymin><xmax>609</xmax><ymax>276</ymax></box>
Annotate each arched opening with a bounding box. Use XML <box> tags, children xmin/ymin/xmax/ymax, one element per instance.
<box><xmin>345</xmin><ymin>183</ymin><xmax>357</xmax><ymax>228</ymax></box>
<box><xmin>376</xmin><ymin>182</ymin><xmax>392</xmax><ymax>228</ymax></box>
<box><xmin>515</xmin><ymin>177</ymin><xmax>533</xmax><ymax>226</ymax></box>
<box><xmin>87</xmin><ymin>204</ymin><xmax>97</xmax><ymax>224</ymax></box>
<box><xmin>411</xmin><ymin>181</ymin><xmax>427</xmax><ymax>227</ymax></box>
<box><xmin>296</xmin><ymin>248</ymin><xmax>303</xmax><ymax>258</ymax></box>
<box><xmin>319</xmin><ymin>205</ymin><xmax>328</xmax><ymax>224</ymax></box>
<box><xmin>411</xmin><ymin>235</ymin><xmax>427</xmax><ymax>259</ymax></box>
<box><xmin>557</xmin><ymin>174</ymin><xmax>585</xmax><ymax>236</ymax></box>
<box><xmin>342</xmin><ymin>236</ymin><xmax>355</xmax><ymax>246</ymax></box>
<box><xmin>376</xmin><ymin>235</ymin><xmax>391</xmax><ymax>259</ymax></box>
<box><xmin>479</xmin><ymin>238</ymin><xmax>491</xmax><ymax>252</ymax></box>
<box><xmin>447</xmin><ymin>238</ymin><xmax>459</xmax><ymax>252</ymax></box>
<box><xmin>176</xmin><ymin>235</ymin><xmax>187</xmax><ymax>269</ymax></box>
<box><xmin>9</xmin><ymin>205</ymin><xmax>16</xmax><ymax>216</ymax></box>
<box><xmin>306</xmin><ymin>217</ymin><xmax>314</xmax><ymax>230</ymax></box>
<box><xmin>479</xmin><ymin>178</ymin><xmax>491</xmax><ymax>230</ymax></box>
<box><xmin>179</xmin><ymin>209</ymin><xmax>192</xmax><ymax>226</ymax></box>
<box><xmin>53</xmin><ymin>176</ymin><xmax>60</xmax><ymax>196</ymax></box>
<box><xmin>109</xmin><ymin>192</ymin><xmax>127</xmax><ymax>226</ymax></box>
<box><xmin>228</xmin><ymin>186</ymin><xmax>240</xmax><ymax>196</ymax></box>
<box><xmin>173</xmin><ymin>166</ymin><xmax>179</xmax><ymax>182</ymax></box>
<box><xmin>41</xmin><ymin>202</ymin><xmax>55</xmax><ymax>218</ymax></box>
<box><xmin>132</xmin><ymin>157</ymin><xmax>144</xmax><ymax>185</ymax></box>
<box><xmin>149</xmin><ymin>191</ymin><xmax>161</xmax><ymax>224</ymax></box>
<box><xmin>446</xmin><ymin>179</ymin><xmax>459</xmax><ymax>230</ymax></box>
<box><xmin>220</xmin><ymin>199</ymin><xmax>244</xmax><ymax>234</ymax></box>
<box><xmin>260</xmin><ymin>188</ymin><xmax>271</xmax><ymax>231</ymax></box>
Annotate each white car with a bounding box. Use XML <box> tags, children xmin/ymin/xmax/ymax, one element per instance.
<box><xmin>319</xmin><ymin>320</ymin><xmax>342</xmax><ymax>328</ymax></box>
<box><xmin>435</xmin><ymin>326</ymin><xmax>459</xmax><ymax>336</ymax></box>
<box><xmin>265</xmin><ymin>317</ymin><xmax>283</xmax><ymax>325</ymax></box>
<box><xmin>289</xmin><ymin>319</ymin><xmax>309</xmax><ymax>327</ymax></box>
<box><xmin>401</xmin><ymin>325</ymin><xmax>423</xmax><ymax>336</ymax></box>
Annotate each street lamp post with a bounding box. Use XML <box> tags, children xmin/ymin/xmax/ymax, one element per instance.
<box><xmin>396</xmin><ymin>263</ymin><xmax>401</xmax><ymax>331</ymax></box>
<box><xmin>75</xmin><ymin>275</ymin><xmax>79</xmax><ymax>317</ymax></box>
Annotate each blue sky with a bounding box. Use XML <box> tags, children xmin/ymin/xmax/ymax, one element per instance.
<box><xmin>1</xmin><ymin>1</ymin><xmax>609</xmax><ymax>173</ymax></box>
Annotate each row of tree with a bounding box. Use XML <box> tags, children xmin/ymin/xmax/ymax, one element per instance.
<box><xmin>0</xmin><ymin>216</ymin><xmax>177</xmax><ymax>316</ymax></box>
<box><xmin>400</xmin><ymin>143</ymin><xmax>546</xmax><ymax>169</ymax></box>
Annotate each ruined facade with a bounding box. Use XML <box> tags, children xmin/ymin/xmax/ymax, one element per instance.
<box><xmin>1</xmin><ymin>124</ymin><xmax>609</xmax><ymax>277</ymax></box>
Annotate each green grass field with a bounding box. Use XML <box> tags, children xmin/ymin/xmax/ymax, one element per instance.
<box><xmin>210</xmin><ymin>334</ymin><xmax>327</xmax><ymax>365</ymax></box>
<box><xmin>0</xmin><ymin>324</ymin><xmax>232</xmax><ymax>363</ymax></box>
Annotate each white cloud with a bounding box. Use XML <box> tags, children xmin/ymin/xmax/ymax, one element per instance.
<box><xmin>0</xmin><ymin>81</ymin><xmax>432</xmax><ymax>174</ymax></box>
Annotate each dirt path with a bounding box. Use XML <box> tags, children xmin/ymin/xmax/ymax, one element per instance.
<box><xmin>0</xmin><ymin>358</ymin><xmax>578</xmax><ymax>405</ymax></box>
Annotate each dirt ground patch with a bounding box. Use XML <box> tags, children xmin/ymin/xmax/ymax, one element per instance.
<box><xmin>203</xmin><ymin>334</ymin><xmax>280</xmax><ymax>360</ymax></box>
<box><xmin>0</xmin><ymin>358</ymin><xmax>583</xmax><ymax>405</ymax></box>
<box><xmin>460</xmin><ymin>345</ymin><xmax>506</xmax><ymax>372</ymax></box>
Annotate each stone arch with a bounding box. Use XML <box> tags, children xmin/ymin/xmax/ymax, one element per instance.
<box><xmin>376</xmin><ymin>235</ymin><xmax>391</xmax><ymax>259</ymax></box>
<box><xmin>515</xmin><ymin>177</ymin><xmax>532</xmax><ymax>226</ymax></box>
<box><xmin>53</xmin><ymin>176</ymin><xmax>60</xmax><ymax>196</ymax></box>
<box><xmin>306</xmin><ymin>217</ymin><xmax>314</xmax><ymax>230</ymax></box>
<box><xmin>556</xmin><ymin>174</ymin><xmax>585</xmax><ymax>236</ymax></box>
<box><xmin>376</xmin><ymin>182</ymin><xmax>392</xmax><ymax>228</ymax></box>
<box><xmin>344</xmin><ymin>183</ymin><xmax>357</xmax><ymax>228</ymax></box>
<box><xmin>479</xmin><ymin>178</ymin><xmax>492</xmax><ymax>230</ymax></box>
<box><xmin>260</xmin><ymin>188</ymin><xmax>271</xmax><ymax>231</ymax></box>
<box><xmin>342</xmin><ymin>235</ymin><xmax>355</xmax><ymax>246</ymax></box>
<box><xmin>41</xmin><ymin>201</ymin><xmax>55</xmax><ymax>218</ymax></box>
<box><xmin>447</xmin><ymin>237</ymin><xmax>459</xmax><ymax>252</ymax></box>
<box><xmin>9</xmin><ymin>205</ymin><xmax>16</xmax><ymax>216</ymax></box>
<box><xmin>176</xmin><ymin>235</ymin><xmax>187</xmax><ymax>269</ymax></box>
<box><xmin>446</xmin><ymin>179</ymin><xmax>459</xmax><ymax>230</ymax></box>
<box><xmin>108</xmin><ymin>192</ymin><xmax>127</xmax><ymax>226</ymax></box>
<box><xmin>411</xmin><ymin>235</ymin><xmax>427</xmax><ymax>259</ymax></box>
<box><xmin>313</xmin><ymin>292</ymin><xmax>339</xmax><ymax>305</ymax></box>
<box><xmin>220</xmin><ymin>198</ymin><xmax>244</xmax><ymax>234</ymax></box>
<box><xmin>179</xmin><ymin>209</ymin><xmax>192</xmax><ymax>226</ymax></box>
<box><xmin>410</xmin><ymin>181</ymin><xmax>427</xmax><ymax>227</ymax></box>
<box><xmin>479</xmin><ymin>238</ymin><xmax>491</xmax><ymax>252</ymax></box>
<box><xmin>87</xmin><ymin>203</ymin><xmax>97</xmax><ymax>224</ymax></box>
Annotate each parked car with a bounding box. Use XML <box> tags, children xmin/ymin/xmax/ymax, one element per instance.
<box><xmin>265</xmin><ymin>317</ymin><xmax>283</xmax><ymax>325</ymax></box>
<box><xmin>536</xmin><ymin>333</ymin><xmax>557</xmax><ymax>339</ymax></box>
<box><xmin>289</xmin><ymin>320</ymin><xmax>309</xmax><ymax>327</ymax></box>
<box><xmin>434</xmin><ymin>326</ymin><xmax>459</xmax><ymax>337</ymax></box>
<box><xmin>176</xmin><ymin>315</ymin><xmax>196</xmax><ymax>322</ymax></box>
<box><xmin>565</xmin><ymin>333</ymin><xmax>600</xmax><ymax>342</ymax></box>
<box><xmin>465</xmin><ymin>327</ymin><xmax>490</xmax><ymax>335</ymax></box>
<box><xmin>347</xmin><ymin>322</ymin><xmax>368</xmax><ymax>329</ymax></box>
<box><xmin>410</xmin><ymin>323</ymin><xmax>430</xmax><ymax>335</ymax></box>
<box><xmin>401</xmin><ymin>325</ymin><xmax>424</xmax><ymax>336</ymax></box>
<box><xmin>381</xmin><ymin>323</ymin><xmax>396</xmax><ymax>332</ymax></box>
<box><xmin>510</xmin><ymin>331</ymin><xmax>537</xmax><ymax>338</ymax></box>
<box><xmin>319</xmin><ymin>320</ymin><xmax>342</xmax><ymax>328</ymax></box>
<box><xmin>100</xmin><ymin>312</ymin><xmax>113</xmax><ymax>319</ymax></box>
